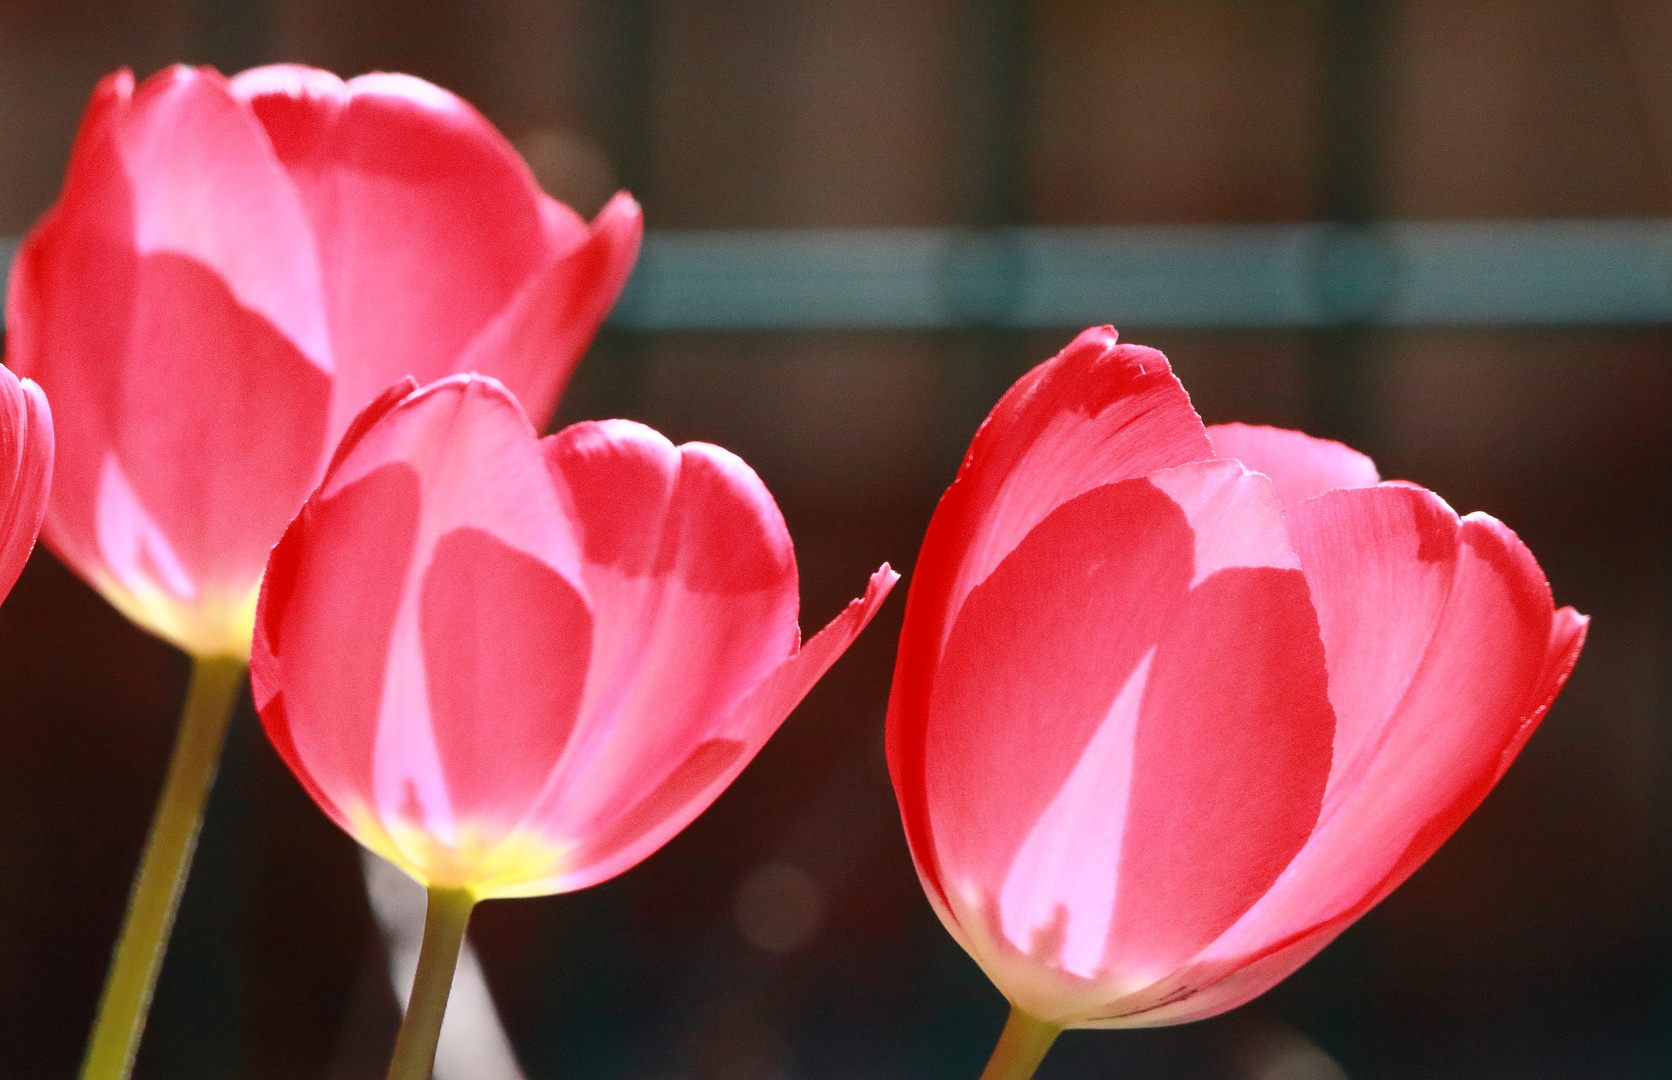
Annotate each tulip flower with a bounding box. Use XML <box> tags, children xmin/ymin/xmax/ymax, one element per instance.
<box><xmin>5</xmin><ymin>64</ymin><xmax>640</xmax><ymax>1080</ymax></box>
<box><xmin>6</xmin><ymin>63</ymin><xmax>641</xmax><ymax>660</ymax></box>
<box><xmin>250</xmin><ymin>374</ymin><xmax>896</xmax><ymax>1079</ymax></box>
<box><xmin>0</xmin><ymin>365</ymin><xmax>55</xmax><ymax>605</ymax></box>
<box><xmin>886</xmin><ymin>327</ymin><xmax>1586</xmax><ymax>1079</ymax></box>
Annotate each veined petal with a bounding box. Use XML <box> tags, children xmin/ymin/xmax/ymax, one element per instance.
<box><xmin>256</xmin><ymin>377</ymin><xmax>584</xmax><ymax>890</ymax></box>
<box><xmin>886</xmin><ymin>328</ymin><xmax>1586</xmax><ymax>1035</ymax></box>
<box><xmin>421</xmin><ymin>527</ymin><xmax>593</xmax><ymax>832</ymax></box>
<box><xmin>905</xmin><ymin>328</ymin><xmax>1210</xmax><ymax>660</ymax></box>
<box><xmin>117</xmin><ymin>66</ymin><xmax>331</xmax><ymax>371</ymax></box>
<box><xmin>7</xmin><ymin>65</ymin><xmax>333</xmax><ymax>657</ymax></box>
<box><xmin>253</xmin><ymin>462</ymin><xmax>423</xmax><ymax>837</ymax></box>
<box><xmin>254</xmin><ymin>378</ymin><xmax>890</xmax><ymax>899</ymax></box>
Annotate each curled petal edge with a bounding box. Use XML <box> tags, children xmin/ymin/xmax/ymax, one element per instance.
<box><xmin>517</xmin><ymin>564</ymin><xmax>899</xmax><ymax>897</ymax></box>
<box><xmin>457</xmin><ymin>191</ymin><xmax>643</xmax><ymax>428</ymax></box>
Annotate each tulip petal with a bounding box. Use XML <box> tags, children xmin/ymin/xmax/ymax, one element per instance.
<box><xmin>889</xmin><ymin>328</ymin><xmax>1211</xmax><ymax>917</ymax></box>
<box><xmin>117</xmin><ymin>66</ymin><xmax>332</xmax><ymax>371</ymax></box>
<box><xmin>927</xmin><ymin>478</ymin><xmax>1193</xmax><ymax>948</ymax></box>
<box><xmin>2</xmin><ymin>68</ymin><xmax>133</xmax><ymax>371</ymax></box>
<box><xmin>920</xmin><ymin>461</ymin><xmax>1332</xmax><ymax>1015</ymax></box>
<box><xmin>253</xmin><ymin>462</ymin><xmax>423</xmax><ymax>837</ymax></box>
<box><xmin>1115</xmin><ymin>484</ymin><xmax>1587</xmax><ymax>1026</ymax></box>
<box><xmin>551</xmin><ymin>564</ymin><xmax>898</xmax><ymax>893</ymax></box>
<box><xmin>14</xmin><ymin>242</ymin><xmax>331</xmax><ymax>653</ymax></box>
<box><xmin>258</xmin><ymin>377</ymin><xmax>585</xmax><ymax>873</ymax></box>
<box><xmin>420</xmin><ymin>527</ymin><xmax>592</xmax><ymax>828</ymax></box>
<box><xmin>320</xmin><ymin>376</ymin><xmax>580</xmax><ymax>576</ymax></box>
<box><xmin>523</xmin><ymin>422</ymin><xmax>803</xmax><ymax>864</ymax></box>
<box><xmin>0</xmin><ymin>372</ymin><xmax>53</xmax><ymax>603</ymax></box>
<box><xmin>110</xmin><ymin>254</ymin><xmax>331</xmax><ymax>589</ymax></box>
<box><xmin>229</xmin><ymin>65</ymin><xmax>567</xmax><ymax>437</ymax></box>
<box><xmin>455</xmin><ymin>192</ymin><xmax>643</xmax><ymax>430</ymax></box>
<box><xmin>323</xmin><ymin>377</ymin><xmax>419</xmax><ymax>477</ymax></box>
<box><xmin>910</xmin><ymin>328</ymin><xmax>1211</xmax><ymax>655</ymax></box>
<box><xmin>1205</xmin><ymin>423</ymin><xmax>1379</xmax><ymax>509</ymax></box>
<box><xmin>8</xmin><ymin>66</ymin><xmax>333</xmax><ymax>656</ymax></box>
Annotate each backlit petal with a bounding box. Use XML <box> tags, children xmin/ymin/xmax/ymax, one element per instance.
<box><xmin>551</xmin><ymin>565</ymin><xmax>897</xmax><ymax>893</ymax></box>
<box><xmin>253</xmin><ymin>377</ymin><xmax>892</xmax><ymax>899</ymax></box>
<box><xmin>7</xmin><ymin>65</ymin><xmax>332</xmax><ymax>656</ymax></box>
<box><xmin>1206</xmin><ymin>423</ymin><xmax>1379</xmax><ymax>509</ymax></box>
<box><xmin>1115</xmin><ymin>484</ymin><xmax>1587</xmax><ymax>1025</ymax></box>
<box><xmin>456</xmin><ymin>192</ymin><xmax>643</xmax><ymax>429</ymax></box>
<box><xmin>230</xmin><ymin>65</ymin><xmax>565</xmax><ymax>439</ymax></box>
<box><xmin>919</xmin><ymin>461</ymin><xmax>1332</xmax><ymax>1021</ymax></box>
<box><xmin>0</xmin><ymin>372</ymin><xmax>53</xmax><ymax>603</ymax></box>
<box><xmin>889</xmin><ymin>327</ymin><xmax>1210</xmax><ymax>918</ymax></box>
<box><xmin>521</xmin><ymin>421</ymin><xmax>802</xmax><ymax>870</ymax></box>
<box><xmin>118</xmin><ymin>66</ymin><xmax>331</xmax><ymax>370</ymax></box>
<box><xmin>253</xmin><ymin>462</ymin><xmax>423</xmax><ymax>836</ymax></box>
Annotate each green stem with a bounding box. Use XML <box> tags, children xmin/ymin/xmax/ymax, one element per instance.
<box><xmin>978</xmin><ymin>1007</ymin><xmax>1062</xmax><ymax>1080</ymax></box>
<box><xmin>385</xmin><ymin>886</ymin><xmax>477</xmax><ymax>1080</ymax></box>
<box><xmin>80</xmin><ymin>654</ymin><xmax>248</xmax><ymax>1080</ymax></box>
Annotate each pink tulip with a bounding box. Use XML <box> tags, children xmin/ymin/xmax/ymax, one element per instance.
<box><xmin>0</xmin><ymin>365</ymin><xmax>55</xmax><ymax>605</ymax></box>
<box><xmin>887</xmin><ymin>326</ymin><xmax>1586</xmax><ymax>1035</ymax></box>
<box><xmin>5</xmin><ymin>64</ymin><xmax>641</xmax><ymax>658</ymax></box>
<box><xmin>250</xmin><ymin>375</ymin><xmax>896</xmax><ymax>898</ymax></box>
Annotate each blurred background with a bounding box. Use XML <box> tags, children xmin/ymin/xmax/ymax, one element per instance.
<box><xmin>0</xmin><ymin>0</ymin><xmax>1667</xmax><ymax>1077</ymax></box>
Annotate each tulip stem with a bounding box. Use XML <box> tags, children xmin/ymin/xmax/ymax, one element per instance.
<box><xmin>978</xmin><ymin>1007</ymin><xmax>1062</xmax><ymax>1080</ymax></box>
<box><xmin>79</xmin><ymin>654</ymin><xmax>248</xmax><ymax>1080</ymax></box>
<box><xmin>385</xmin><ymin>886</ymin><xmax>478</xmax><ymax>1080</ymax></box>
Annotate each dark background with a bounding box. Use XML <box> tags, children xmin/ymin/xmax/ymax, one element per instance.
<box><xmin>0</xmin><ymin>1</ymin><xmax>1666</xmax><ymax>1077</ymax></box>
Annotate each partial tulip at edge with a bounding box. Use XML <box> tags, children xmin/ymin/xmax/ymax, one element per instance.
<box><xmin>0</xmin><ymin>366</ymin><xmax>54</xmax><ymax>602</ymax></box>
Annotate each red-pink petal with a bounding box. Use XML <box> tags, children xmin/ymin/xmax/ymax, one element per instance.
<box><xmin>253</xmin><ymin>461</ymin><xmax>423</xmax><ymax>835</ymax></box>
<box><xmin>0</xmin><ymin>371</ymin><xmax>53</xmax><ymax>603</ymax></box>
<box><xmin>1124</xmin><ymin>483</ymin><xmax>1587</xmax><ymax>1025</ymax></box>
<box><xmin>522</xmin><ymin>421</ymin><xmax>802</xmax><ymax>873</ymax></box>
<box><xmin>257</xmin><ymin>377</ymin><xmax>587</xmax><ymax>862</ymax></box>
<box><xmin>457</xmin><ymin>192</ymin><xmax>642</xmax><ymax>430</ymax></box>
<box><xmin>561</xmin><ymin>564</ymin><xmax>897</xmax><ymax>890</ymax></box>
<box><xmin>7</xmin><ymin>66</ymin><xmax>334</xmax><ymax>655</ymax></box>
<box><xmin>421</xmin><ymin>527</ymin><xmax>593</xmax><ymax>828</ymax></box>
<box><xmin>99</xmin><ymin>255</ymin><xmax>329</xmax><ymax>594</ymax></box>
<box><xmin>1206</xmin><ymin>423</ymin><xmax>1379</xmax><ymax>509</ymax></box>
<box><xmin>913</xmin><ymin>329</ymin><xmax>1210</xmax><ymax>652</ymax></box>
<box><xmin>914</xmin><ymin>460</ymin><xmax>1332</xmax><ymax>1016</ymax></box>
<box><xmin>889</xmin><ymin>328</ymin><xmax>1211</xmax><ymax>920</ymax></box>
<box><xmin>229</xmin><ymin>65</ymin><xmax>566</xmax><ymax>438</ymax></box>
<box><xmin>114</xmin><ymin>66</ymin><xmax>331</xmax><ymax>370</ymax></box>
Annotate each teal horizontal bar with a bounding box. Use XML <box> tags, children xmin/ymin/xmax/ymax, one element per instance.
<box><xmin>610</xmin><ymin>220</ymin><xmax>1672</xmax><ymax>330</ymax></box>
<box><xmin>3</xmin><ymin>221</ymin><xmax>1670</xmax><ymax>332</ymax></box>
